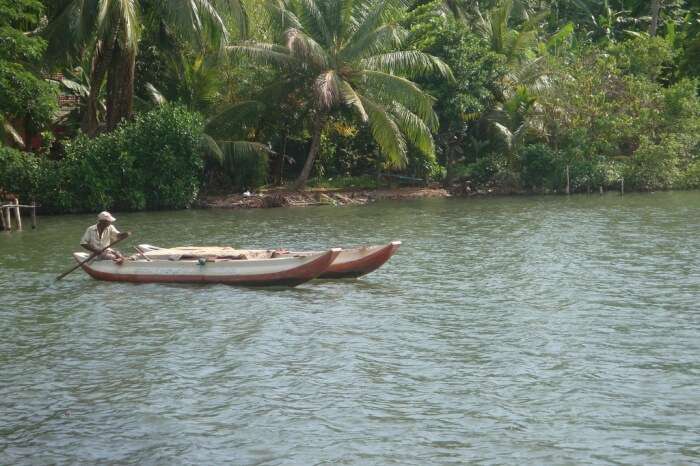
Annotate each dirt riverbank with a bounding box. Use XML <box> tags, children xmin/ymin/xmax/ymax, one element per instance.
<box><xmin>199</xmin><ymin>187</ymin><xmax>453</xmax><ymax>209</ymax></box>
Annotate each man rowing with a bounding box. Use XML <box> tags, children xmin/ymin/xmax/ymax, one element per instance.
<box><xmin>81</xmin><ymin>211</ymin><xmax>129</xmax><ymax>260</ymax></box>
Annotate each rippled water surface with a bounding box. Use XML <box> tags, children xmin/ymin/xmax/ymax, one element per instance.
<box><xmin>2</xmin><ymin>192</ymin><xmax>700</xmax><ymax>465</ymax></box>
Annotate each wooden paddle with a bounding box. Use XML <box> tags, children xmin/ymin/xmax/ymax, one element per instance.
<box><xmin>55</xmin><ymin>232</ymin><xmax>131</xmax><ymax>281</ymax></box>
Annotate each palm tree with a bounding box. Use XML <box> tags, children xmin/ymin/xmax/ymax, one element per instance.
<box><xmin>229</xmin><ymin>0</ymin><xmax>453</xmax><ymax>188</ymax></box>
<box><xmin>44</xmin><ymin>0</ymin><xmax>246</xmax><ymax>136</ymax></box>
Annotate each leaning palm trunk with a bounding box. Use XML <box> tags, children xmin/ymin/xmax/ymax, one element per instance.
<box><xmin>106</xmin><ymin>45</ymin><xmax>136</xmax><ymax>131</ymax></box>
<box><xmin>82</xmin><ymin>35</ymin><xmax>117</xmax><ymax>136</ymax></box>
<box><xmin>295</xmin><ymin>114</ymin><xmax>324</xmax><ymax>189</ymax></box>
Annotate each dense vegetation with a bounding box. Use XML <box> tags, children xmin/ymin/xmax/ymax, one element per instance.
<box><xmin>1</xmin><ymin>0</ymin><xmax>699</xmax><ymax>212</ymax></box>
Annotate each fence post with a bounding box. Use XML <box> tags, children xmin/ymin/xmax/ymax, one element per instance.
<box><xmin>4</xmin><ymin>206</ymin><xmax>11</xmax><ymax>230</ymax></box>
<box><xmin>13</xmin><ymin>199</ymin><xmax>22</xmax><ymax>230</ymax></box>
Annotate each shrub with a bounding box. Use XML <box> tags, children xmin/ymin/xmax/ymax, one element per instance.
<box><xmin>1</xmin><ymin>105</ymin><xmax>204</xmax><ymax>213</ymax></box>
<box><xmin>463</xmin><ymin>153</ymin><xmax>518</xmax><ymax>189</ymax></box>
<box><xmin>622</xmin><ymin>136</ymin><xmax>681</xmax><ymax>191</ymax></box>
<box><xmin>0</xmin><ymin>146</ymin><xmax>42</xmax><ymax>198</ymax></box>
<box><xmin>406</xmin><ymin>148</ymin><xmax>444</xmax><ymax>181</ymax></box>
<box><xmin>63</xmin><ymin>104</ymin><xmax>204</xmax><ymax>211</ymax></box>
<box><xmin>677</xmin><ymin>160</ymin><xmax>700</xmax><ymax>189</ymax></box>
<box><xmin>519</xmin><ymin>144</ymin><xmax>560</xmax><ymax>191</ymax></box>
<box><xmin>0</xmin><ymin>146</ymin><xmax>71</xmax><ymax>213</ymax></box>
<box><xmin>608</xmin><ymin>36</ymin><xmax>674</xmax><ymax>82</ymax></box>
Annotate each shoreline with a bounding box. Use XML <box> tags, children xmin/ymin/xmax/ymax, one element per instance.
<box><xmin>197</xmin><ymin>185</ymin><xmax>683</xmax><ymax>209</ymax></box>
<box><xmin>199</xmin><ymin>187</ymin><xmax>454</xmax><ymax>209</ymax></box>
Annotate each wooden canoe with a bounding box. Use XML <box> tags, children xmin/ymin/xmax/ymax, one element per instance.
<box><xmin>72</xmin><ymin>249</ymin><xmax>341</xmax><ymax>286</ymax></box>
<box><xmin>281</xmin><ymin>241</ymin><xmax>402</xmax><ymax>278</ymax></box>
<box><xmin>135</xmin><ymin>241</ymin><xmax>402</xmax><ymax>279</ymax></box>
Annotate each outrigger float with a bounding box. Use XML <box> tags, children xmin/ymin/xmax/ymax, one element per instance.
<box><xmin>72</xmin><ymin>241</ymin><xmax>401</xmax><ymax>286</ymax></box>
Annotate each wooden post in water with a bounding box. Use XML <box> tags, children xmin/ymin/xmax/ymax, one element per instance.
<box><xmin>620</xmin><ymin>178</ymin><xmax>624</xmax><ymax>195</ymax></box>
<box><xmin>599</xmin><ymin>185</ymin><xmax>603</xmax><ymax>195</ymax></box>
<box><xmin>31</xmin><ymin>203</ymin><xmax>37</xmax><ymax>229</ymax></box>
<box><xmin>565</xmin><ymin>165</ymin><xmax>570</xmax><ymax>195</ymax></box>
<box><xmin>13</xmin><ymin>199</ymin><xmax>22</xmax><ymax>230</ymax></box>
<box><xmin>3</xmin><ymin>206</ymin><xmax>11</xmax><ymax>231</ymax></box>
<box><xmin>0</xmin><ymin>206</ymin><xmax>6</xmax><ymax>231</ymax></box>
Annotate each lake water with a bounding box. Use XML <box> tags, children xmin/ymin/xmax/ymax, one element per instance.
<box><xmin>1</xmin><ymin>192</ymin><xmax>699</xmax><ymax>465</ymax></box>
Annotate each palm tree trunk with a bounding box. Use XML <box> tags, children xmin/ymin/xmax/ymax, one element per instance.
<box><xmin>82</xmin><ymin>38</ymin><xmax>116</xmax><ymax>137</ymax></box>
<box><xmin>295</xmin><ymin>114</ymin><xmax>324</xmax><ymax>189</ymax></box>
<box><xmin>649</xmin><ymin>0</ymin><xmax>661</xmax><ymax>36</ymax></box>
<box><xmin>105</xmin><ymin>44</ymin><xmax>136</xmax><ymax>131</ymax></box>
<box><xmin>443</xmin><ymin>141</ymin><xmax>455</xmax><ymax>189</ymax></box>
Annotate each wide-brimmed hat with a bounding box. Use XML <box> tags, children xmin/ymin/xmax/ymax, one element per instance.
<box><xmin>97</xmin><ymin>211</ymin><xmax>116</xmax><ymax>222</ymax></box>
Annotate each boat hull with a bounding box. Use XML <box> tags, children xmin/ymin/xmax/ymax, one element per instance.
<box><xmin>73</xmin><ymin>249</ymin><xmax>340</xmax><ymax>287</ymax></box>
<box><xmin>318</xmin><ymin>241</ymin><xmax>402</xmax><ymax>278</ymax></box>
<box><xmin>135</xmin><ymin>241</ymin><xmax>402</xmax><ymax>279</ymax></box>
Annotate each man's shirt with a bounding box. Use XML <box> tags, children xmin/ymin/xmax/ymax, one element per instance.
<box><xmin>81</xmin><ymin>224</ymin><xmax>120</xmax><ymax>250</ymax></box>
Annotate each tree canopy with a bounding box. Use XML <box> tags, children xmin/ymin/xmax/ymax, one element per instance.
<box><xmin>1</xmin><ymin>0</ymin><xmax>700</xmax><ymax>207</ymax></box>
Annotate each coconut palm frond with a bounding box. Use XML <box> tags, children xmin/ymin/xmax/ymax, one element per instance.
<box><xmin>391</xmin><ymin>103</ymin><xmax>435</xmax><ymax>158</ymax></box>
<box><xmin>360</xmin><ymin>70</ymin><xmax>438</xmax><ymax>130</ymax></box>
<box><xmin>285</xmin><ymin>28</ymin><xmax>331</xmax><ymax>68</ymax></box>
<box><xmin>223</xmin><ymin>0</ymin><xmax>249</xmax><ymax>38</ymax></box>
<box><xmin>96</xmin><ymin>0</ymin><xmax>141</xmax><ymax>51</ymax></box>
<box><xmin>263</xmin><ymin>0</ymin><xmax>304</xmax><ymax>36</ymax></box>
<box><xmin>160</xmin><ymin>0</ymin><xmax>231</xmax><ymax>50</ymax></box>
<box><xmin>340</xmin><ymin>22</ymin><xmax>408</xmax><ymax>60</ymax></box>
<box><xmin>362</xmin><ymin>50</ymin><xmax>454</xmax><ymax>81</ymax></box>
<box><xmin>201</xmin><ymin>133</ymin><xmax>225</xmax><ymax>163</ymax></box>
<box><xmin>360</xmin><ymin>95</ymin><xmax>407</xmax><ymax>168</ymax></box>
<box><xmin>205</xmin><ymin>101</ymin><xmax>266</xmax><ymax>139</ymax></box>
<box><xmin>315</xmin><ymin>70</ymin><xmax>342</xmax><ymax>109</ymax></box>
<box><xmin>339</xmin><ymin>80</ymin><xmax>368</xmax><ymax>121</ymax></box>
<box><xmin>219</xmin><ymin>140</ymin><xmax>275</xmax><ymax>170</ymax></box>
<box><xmin>227</xmin><ymin>41</ymin><xmax>299</xmax><ymax>67</ymax></box>
<box><xmin>144</xmin><ymin>82</ymin><xmax>167</xmax><ymax>105</ymax></box>
<box><xmin>492</xmin><ymin>121</ymin><xmax>514</xmax><ymax>151</ymax></box>
<box><xmin>342</xmin><ymin>0</ymin><xmax>394</xmax><ymax>52</ymax></box>
<box><xmin>294</xmin><ymin>0</ymin><xmax>333</xmax><ymax>47</ymax></box>
<box><xmin>2</xmin><ymin>119</ymin><xmax>26</xmax><ymax>149</ymax></box>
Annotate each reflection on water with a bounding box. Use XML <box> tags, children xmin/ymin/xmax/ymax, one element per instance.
<box><xmin>1</xmin><ymin>192</ymin><xmax>700</xmax><ymax>465</ymax></box>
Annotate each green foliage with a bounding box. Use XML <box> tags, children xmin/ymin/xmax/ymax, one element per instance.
<box><xmin>0</xmin><ymin>63</ymin><xmax>58</xmax><ymax>128</ymax></box>
<box><xmin>608</xmin><ymin>36</ymin><xmax>675</xmax><ymax>81</ymax></box>
<box><xmin>218</xmin><ymin>146</ymin><xmax>269</xmax><ymax>191</ymax></box>
<box><xmin>678</xmin><ymin>160</ymin><xmax>700</xmax><ymax>189</ymax></box>
<box><xmin>0</xmin><ymin>0</ymin><xmax>57</xmax><ymax>138</ymax></box>
<box><xmin>407</xmin><ymin>2</ymin><xmax>505</xmax><ymax>125</ymax></box>
<box><xmin>0</xmin><ymin>106</ymin><xmax>204</xmax><ymax>212</ymax></box>
<box><xmin>0</xmin><ymin>145</ymin><xmax>42</xmax><ymax>196</ymax></box>
<box><xmin>531</xmin><ymin>45</ymin><xmax>700</xmax><ymax>192</ymax></box>
<box><xmin>0</xmin><ymin>146</ymin><xmax>71</xmax><ymax>212</ymax></box>
<box><xmin>4</xmin><ymin>0</ymin><xmax>700</xmax><ymax>199</ymax></box>
<box><xmin>622</xmin><ymin>136</ymin><xmax>682</xmax><ymax>190</ymax></box>
<box><xmin>63</xmin><ymin>105</ymin><xmax>204</xmax><ymax>210</ymax></box>
<box><xmin>463</xmin><ymin>153</ymin><xmax>518</xmax><ymax>187</ymax></box>
<box><xmin>228</xmin><ymin>0</ymin><xmax>451</xmax><ymax>188</ymax></box>
<box><xmin>518</xmin><ymin>143</ymin><xmax>559</xmax><ymax>190</ymax></box>
<box><xmin>406</xmin><ymin>148</ymin><xmax>445</xmax><ymax>181</ymax></box>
